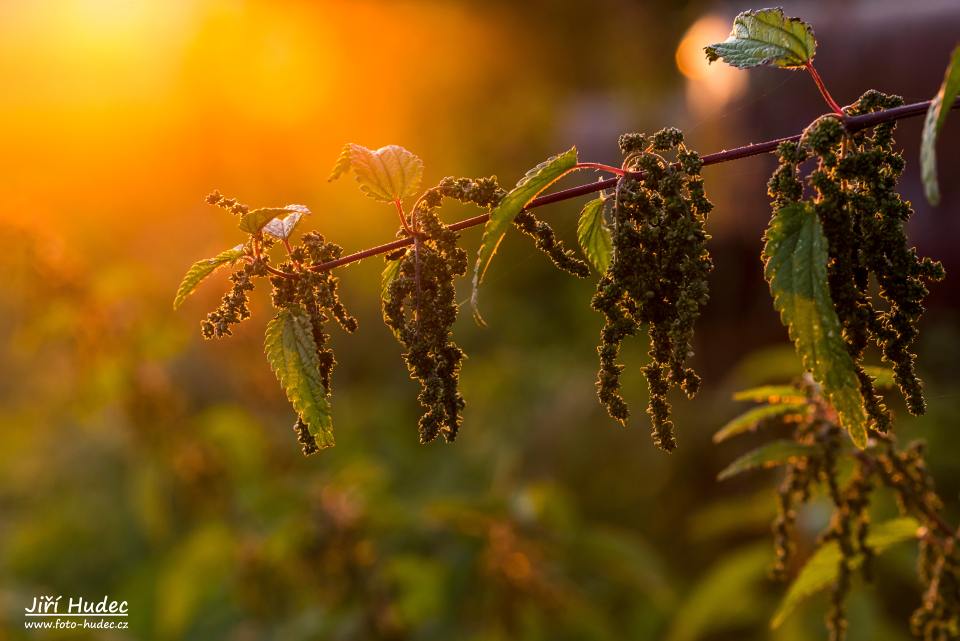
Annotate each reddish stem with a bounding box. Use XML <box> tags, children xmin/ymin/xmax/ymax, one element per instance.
<box><xmin>805</xmin><ymin>62</ymin><xmax>844</xmax><ymax>115</ymax></box>
<box><xmin>393</xmin><ymin>199</ymin><xmax>416</xmax><ymax>236</ymax></box>
<box><xmin>283</xmin><ymin>238</ymin><xmax>303</xmax><ymax>270</ymax></box>
<box><xmin>263</xmin><ymin>263</ymin><xmax>293</xmax><ymax>278</ymax></box>
<box><xmin>273</xmin><ymin>97</ymin><xmax>958</xmax><ymax>274</ymax></box>
<box><xmin>575</xmin><ymin>162</ymin><xmax>626</xmax><ymax>176</ymax></box>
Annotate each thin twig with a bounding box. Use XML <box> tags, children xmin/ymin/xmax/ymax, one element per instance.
<box><xmin>300</xmin><ymin>96</ymin><xmax>959</xmax><ymax>274</ymax></box>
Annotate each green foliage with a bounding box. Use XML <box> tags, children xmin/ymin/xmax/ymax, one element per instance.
<box><xmin>577</xmin><ymin>196</ymin><xmax>612</xmax><ymax>273</ymax></box>
<box><xmin>921</xmin><ymin>45</ymin><xmax>960</xmax><ymax>205</ymax></box>
<box><xmin>704</xmin><ymin>8</ymin><xmax>816</xmax><ymax>70</ymax></box>
<box><xmin>264</xmin><ymin>305</ymin><xmax>334</xmax><ymax>449</ymax></box>
<box><xmin>771</xmin><ymin>517</ymin><xmax>920</xmax><ymax>629</ymax></box>
<box><xmin>716</xmin><ymin>440</ymin><xmax>816</xmax><ymax>481</ymax></box>
<box><xmin>471</xmin><ymin>147</ymin><xmax>578</xmax><ymax>323</ymax></box>
<box><xmin>380</xmin><ymin>256</ymin><xmax>403</xmax><ymax>300</ymax></box>
<box><xmin>715</xmin><ymin>365</ymin><xmax>953</xmax><ymax>640</ymax></box>
<box><xmin>172</xmin><ymin>243</ymin><xmax>245</xmax><ymax>310</ymax></box>
<box><xmin>239</xmin><ymin>204</ymin><xmax>310</xmax><ymax>235</ymax></box>
<box><xmin>762</xmin><ymin>201</ymin><xmax>868</xmax><ymax>448</ymax></box>
<box><xmin>328</xmin><ymin>143</ymin><xmax>424</xmax><ymax>202</ymax></box>
<box><xmin>713</xmin><ymin>403</ymin><xmax>810</xmax><ymax>443</ymax></box>
<box><xmin>732</xmin><ymin>384</ymin><xmax>806</xmax><ymax>403</ymax></box>
<box><xmin>861</xmin><ymin>365</ymin><xmax>896</xmax><ymax>389</ymax></box>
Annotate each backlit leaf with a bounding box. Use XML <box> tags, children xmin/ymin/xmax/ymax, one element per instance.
<box><xmin>861</xmin><ymin>365</ymin><xmax>896</xmax><ymax>389</ymax></box>
<box><xmin>239</xmin><ymin>204</ymin><xmax>310</xmax><ymax>235</ymax></box>
<box><xmin>328</xmin><ymin>143</ymin><xmax>423</xmax><ymax>202</ymax></box>
<box><xmin>763</xmin><ymin>202</ymin><xmax>868</xmax><ymax>448</ymax></box>
<box><xmin>264</xmin><ymin>306</ymin><xmax>333</xmax><ymax>449</ymax></box>
<box><xmin>732</xmin><ymin>385</ymin><xmax>806</xmax><ymax>404</ymax></box>
<box><xmin>921</xmin><ymin>45</ymin><xmax>960</xmax><ymax>205</ymax></box>
<box><xmin>471</xmin><ymin>147</ymin><xmax>578</xmax><ymax>324</ymax></box>
<box><xmin>771</xmin><ymin>517</ymin><xmax>921</xmax><ymax>628</ymax></box>
<box><xmin>704</xmin><ymin>8</ymin><xmax>816</xmax><ymax>70</ymax></box>
<box><xmin>262</xmin><ymin>204</ymin><xmax>310</xmax><ymax>240</ymax></box>
<box><xmin>173</xmin><ymin>244</ymin><xmax>245</xmax><ymax>310</ymax></box>
<box><xmin>576</xmin><ymin>196</ymin><xmax>612</xmax><ymax>273</ymax></box>
<box><xmin>717</xmin><ymin>440</ymin><xmax>816</xmax><ymax>481</ymax></box>
<box><xmin>381</xmin><ymin>257</ymin><xmax>403</xmax><ymax>301</ymax></box>
<box><xmin>714</xmin><ymin>403</ymin><xmax>810</xmax><ymax>443</ymax></box>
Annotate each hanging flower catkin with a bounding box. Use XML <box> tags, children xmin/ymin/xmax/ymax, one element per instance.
<box><xmin>593</xmin><ymin>128</ymin><xmax>713</xmax><ymax>451</ymax></box>
<box><xmin>768</xmin><ymin>90</ymin><xmax>945</xmax><ymax>429</ymax></box>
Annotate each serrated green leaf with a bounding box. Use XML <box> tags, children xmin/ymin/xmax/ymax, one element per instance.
<box><xmin>704</xmin><ymin>8</ymin><xmax>816</xmax><ymax>70</ymax></box>
<box><xmin>264</xmin><ymin>306</ymin><xmax>333</xmax><ymax>449</ymax></box>
<box><xmin>381</xmin><ymin>257</ymin><xmax>403</xmax><ymax>301</ymax></box>
<box><xmin>239</xmin><ymin>205</ymin><xmax>308</xmax><ymax>235</ymax></box>
<box><xmin>732</xmin><ymin>385</ymin><xmax>806</xmax><ymax>403</ymax></box>
<box><xmin>921</xmin><ymin>45</ymin><xmax>960</xmax><ymax>206</ymax></box>
<box><xmin>577</xmin><ymin>196</ymin><xmax>612</xmax><ymax>273</ymax></box>
<box><xmin>717</xmin><ymin>440</ymin><xmax>815</xmax><ymax>481</ymax></box>
<box><xmin>262</xmin><ymin>204</ymin><xmax>310</xmax><ymax>240</ymax></box>
<box><xmin>327</xmin><ymin>143</ymin><xmax>423</xmax><ymax>202</ymax></box>
<box><xmin>771</xmin><ymin>517</ymin><xmax>920</xmax><ymax>629</ymax></box>
<box><xmin>471</xmin><ymin>147</ymin><xmax>578</xmax><ymax>324</ymax></box>
<box><xmin>861</xmin><ymin>365</ymin><xmax>896</xmax><ymax>389</ymax></box>
<box><xmin>172</xmin><ymin>244</ymin><xmax>245</xmax><ymax>310</ymax></box>
<box><xmin>763</xmin><ymin>203</ymin><xmax>868</xmax><ymax>448</ymax></box>
<box><xmin>714</xmin><ymin>403</ymin><xmax>810</xmax><ymax>443</ymax></box>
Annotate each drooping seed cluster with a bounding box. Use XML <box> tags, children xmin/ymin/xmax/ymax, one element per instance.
<box><xmin>817</xmin><ymin>424</ymin><xmax>875</xmax><ymax>641</ymax></box>
<box><xmin>772</xmin><ymin>384</ymin><xmax>822</xmax><ymax>579</ymax></box>
<box><xmin>200</xmin><ymin>192</ymin><xmax>259</xmax><ymax>339</ymax></box>
<box><xmin>205</xmin><ymin>189</ymin><xmax>249</xmax><ymax>216</ymax></box>
<box><xmin>513</xmin><ymin>209</ymin><xmax>591</xmax><ymax>277</ymax></box>
<box><xmin>201</xmin><ymin>261</ymin><xmax>263</xmax><ymax>339</ymax></box>
<box><xmin>913</xmin><ymin>533</ymin><xmax>960</xmax><ymax>641</ymax></box>
<box><xmin>874</xmin><ymin>440</ymin><xmax>960</xmax><ymax>641</ymax></box>
<box><xmin>438</xmin><ymin>174</ymin><xmax>589</xmax><ymax>277</ymax></box>
<box><xmin>768</xmin><ymin>90</ymin><xmax>945</xmax><ymax>429</ymax></box>
<box><xmin>270</xmin><ymin>232</ymin><xmax>358</xmax><ymax>454</ymax></box>
<box><xmin>592</xmin><ymin>128</ymin><xmax>713</xmax><ymax>451</ymax></box>
<box><xmin>383</xmin><ymin>188</ymin><xmax>469</xmax><ymax>443</ymax></box>
<box><xmin>752</xmin><ymin>376</ymin><xmax>957</xmax><ymax>641</ymax></box>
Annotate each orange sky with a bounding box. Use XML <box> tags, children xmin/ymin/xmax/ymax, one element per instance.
<box><xmin>0</xmin><ymin>1</ymin><xmax>516</xmax><ymax>266</ymax></box>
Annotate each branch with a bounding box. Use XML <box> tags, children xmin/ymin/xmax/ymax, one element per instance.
<box><xmin>306</xmin><ymin>97</ymin><xmax>959</xmax><ymax>274</ymax></box>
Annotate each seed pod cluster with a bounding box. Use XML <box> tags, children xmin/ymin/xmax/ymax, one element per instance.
<box><xmin>513</xmin><ymin>209</ymin><xmax>591</xmax><ymax>277</ymax></box>
<box><xmin>592</xmin><ymin>128</ymin><xmax>713</xmax><ymax>451</ymax></box>
<box><xmin>874</xmin><ymin>440</ymin><xmax>959</xmax><ymax>641</ymax></box>
<box><xmin>205</xmin><ymin>189</ymin><xmax>249</xmax><ymax>216</ymax></box>
<box><xmin>383</xmin><ymin>188</ymin><xmax>469</xmax><ymax>443</ymax></box>
<box><xmin>201</xmin><ymin>261</ymin><xmax>263</xmax><ymax>339</ymax></box>
<box><xmin>768</xmin><ymin>90</ymin><xmax>945</xmax><ymax>428</ymax></box>
<box><xmin>271</xmin><ymin>232</ymin><xmax>358</xmax><ymax>455</ymax></box>
<box><xmin>742</xmin><ymin>377</ymin><xmax>957</xmax><ymax>641</ymax></box>
<box><xmin>438</xmin><ymin>174</ymin><xmax>589</xmax><ymax>277</ymax></box>
<box><xmin>772</xmin><ymin>382</ymin><xmax>822</xmax><ymax>579</ymax></box>
<box><xmin>817</xmin><ymin>423</ymin><xmax>876</xmax><ymax>641</ymax></box>
<box><xmin>912</xmin><ymin>536</ymin><xmax>960</xmax><ymax>641</ymax></box>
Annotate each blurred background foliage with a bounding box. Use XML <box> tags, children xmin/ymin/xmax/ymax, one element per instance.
<box><xmin>1</xmin><ymin>1</ymin><xmax>959</xmax><ymax>639</ymax></box>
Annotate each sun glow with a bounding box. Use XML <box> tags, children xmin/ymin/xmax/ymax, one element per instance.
<box><xmin>675</xmin><ymin>14</ymin><xmax>748</xmax><ymax>114</ymax></box>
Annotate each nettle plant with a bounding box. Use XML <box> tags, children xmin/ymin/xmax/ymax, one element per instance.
<box><xmin>175</xmin><ymin>8</ymin><xmax>960</xmax><ymax>640</ymax></box>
